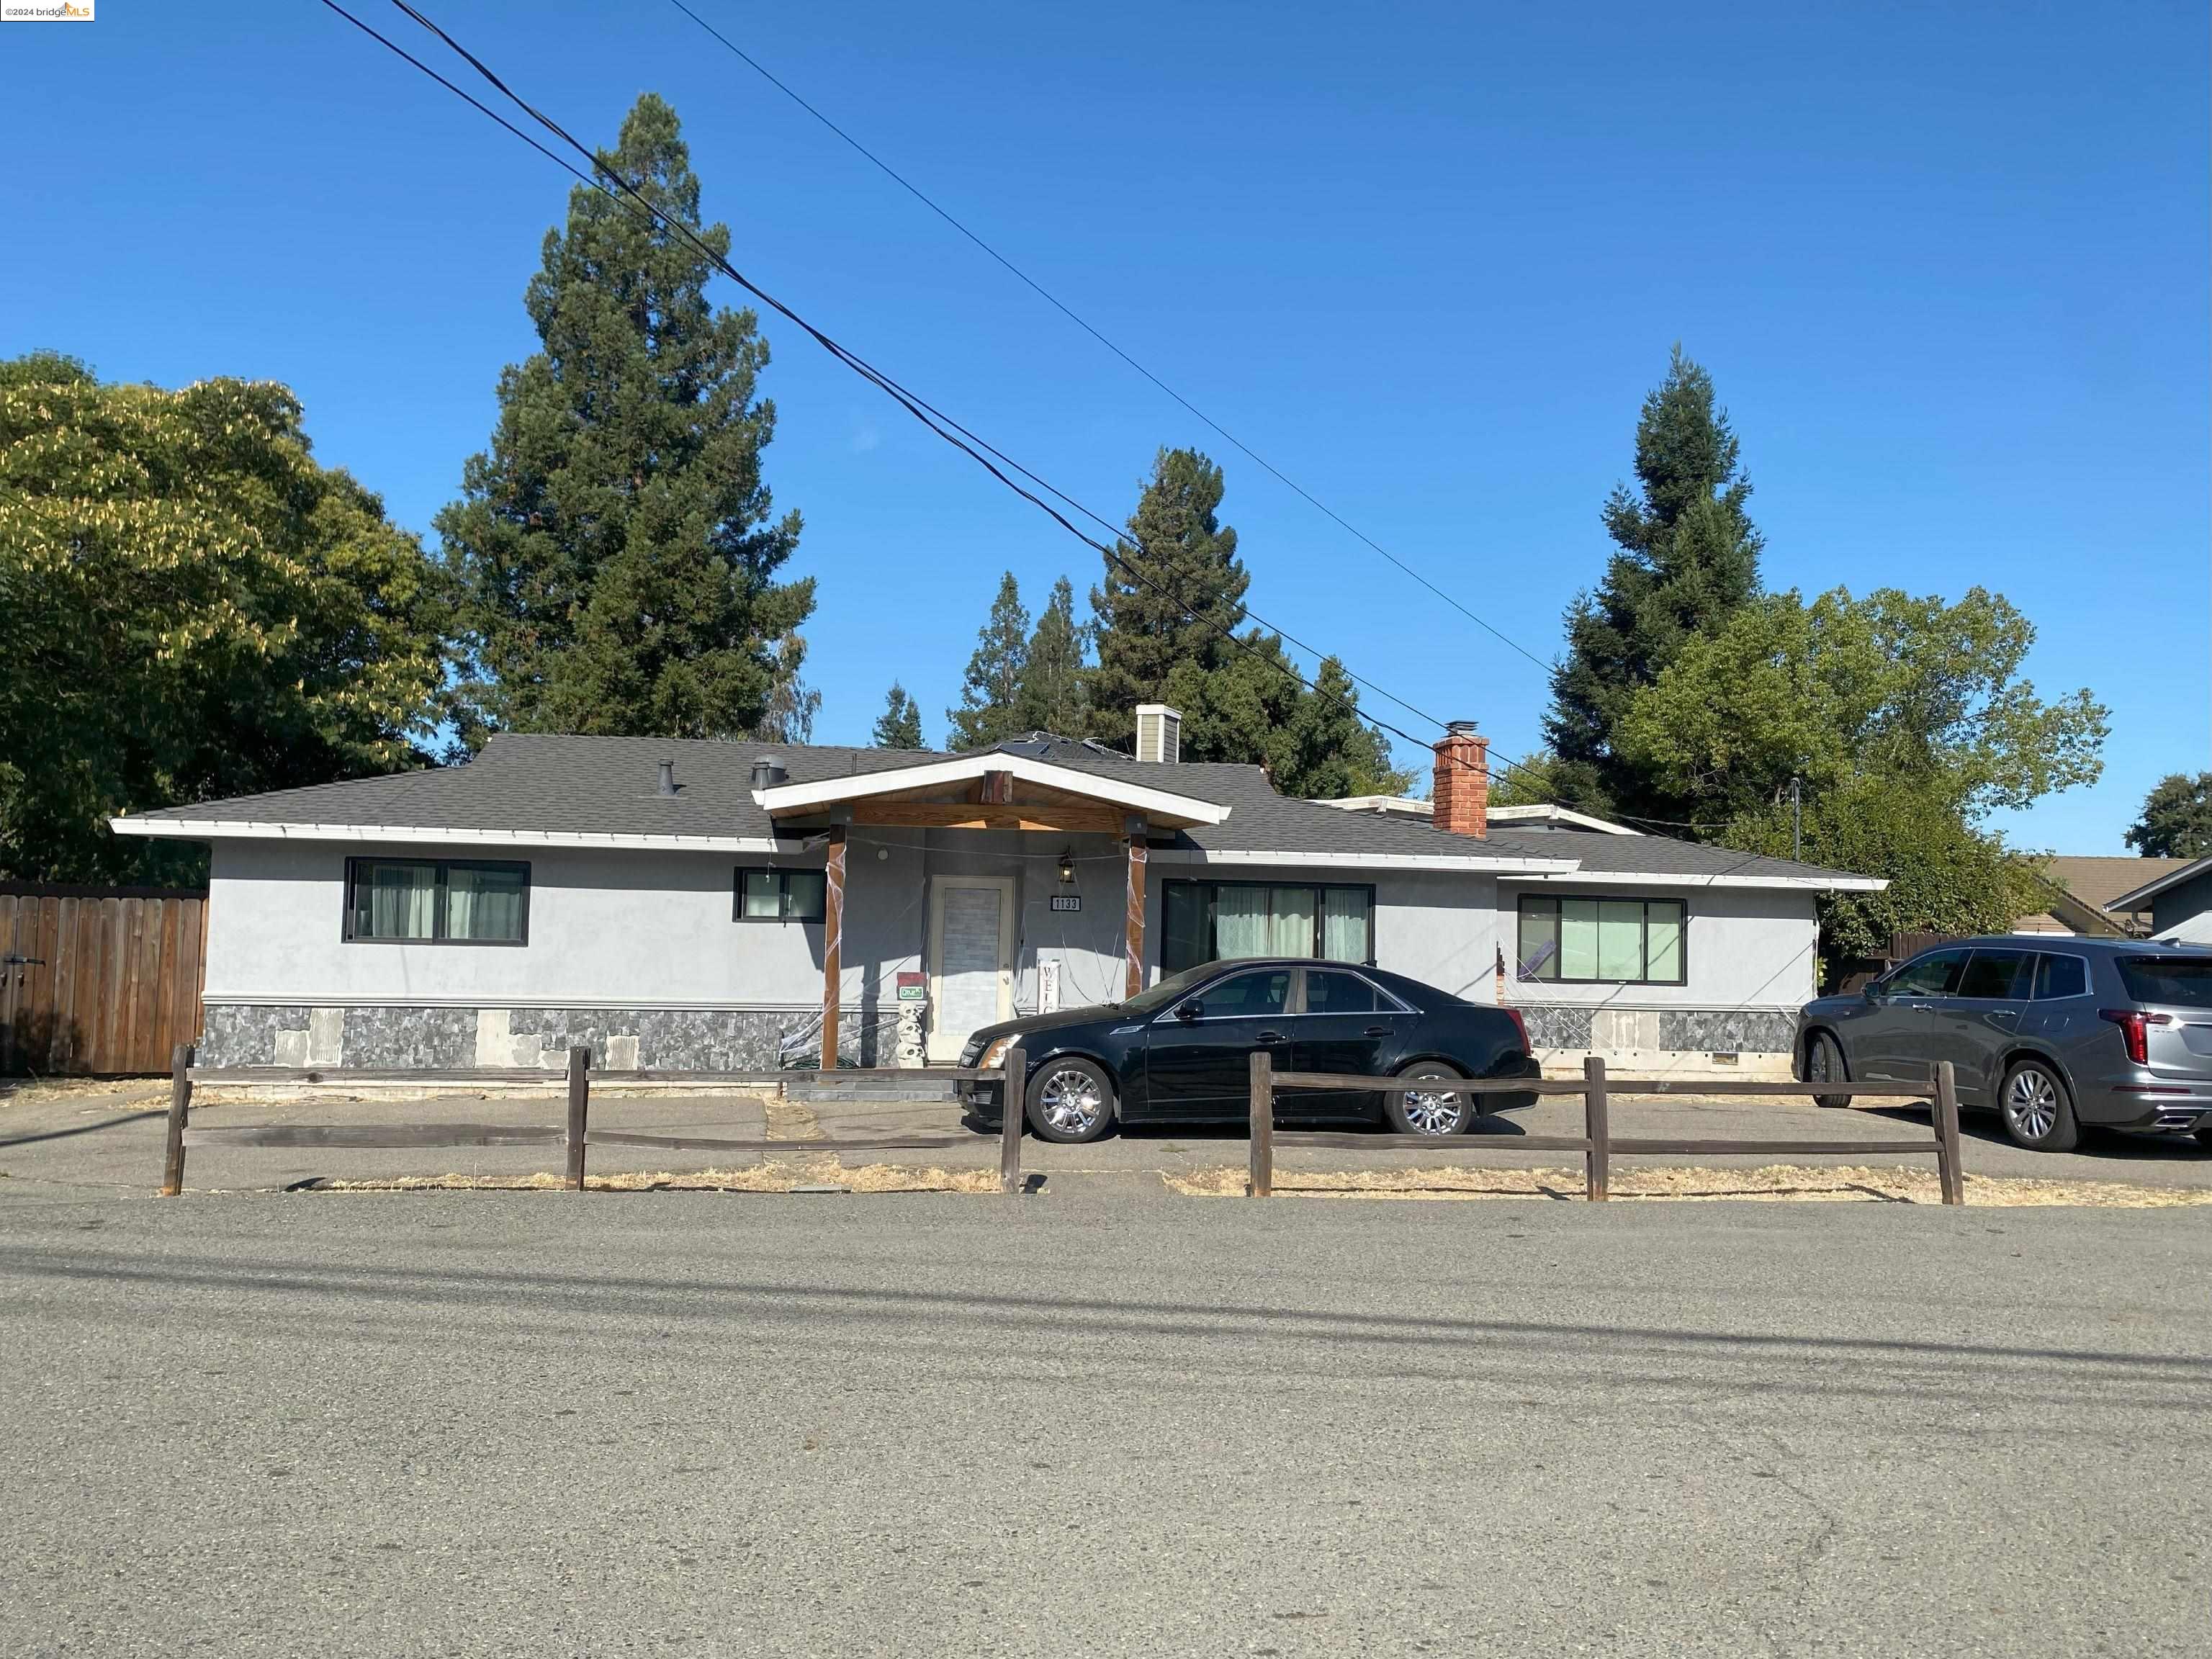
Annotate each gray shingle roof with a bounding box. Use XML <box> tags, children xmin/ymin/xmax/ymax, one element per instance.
<box><xmin>119</xmin><ymin>731</ymin><xmax>1871</xmax><ymax>884</ymax></box>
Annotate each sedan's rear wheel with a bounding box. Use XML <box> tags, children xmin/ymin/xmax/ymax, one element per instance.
<box><xmin>2000</xmin><ymin>1058</ymin><xmax>2079</xmax><ymax>1154</ymax></box>
<box><xmin>1803</xmin><ymin>1031</ymin><xmax>1850</xmax><ymax>1110</ymax></box>
<box><xmin>1386</xmin><ymin>1062</ymin><xmax>1473</xmax><ymax>1136</ymax></box>
<box><xmin>1025</xmin><ymin>1058</ymin><xmax>1115</xmax><ymax>1145</ymax></box>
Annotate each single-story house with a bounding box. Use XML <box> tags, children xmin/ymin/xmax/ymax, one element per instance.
<box><xmin>2011</xmin><ymin>856</ymin><xmax>2194</xmax><ymax>938</ymax></box>
<box><xmin>2103</xmin><ymin>857</ymin><xmax>2212</xmax><ymax>946</ymax></box>
<box><xmin>111</xmin><ymin>711</ymin><xmax>1884</xmax><ymax>1078</ymax></box>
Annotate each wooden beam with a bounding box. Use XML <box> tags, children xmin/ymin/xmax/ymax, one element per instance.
<box><xmin>1123</xmin><ymin>814</ymin><xmax>1148</xmax><ymax>999</ymax></box>
<box><xmin>849</xmin><ymin>801</ymin><xmax>1128</xmax><ymax>835</ymax></box>
<box><xmin>822</xmin><ymin>825</ymin><xmax>845</xmax><ymax>1068</ymax></box>
<box><xmin>981</xmin><ymin>769</ymin><xmax>1014</xmax><ymax>804</ymax></box>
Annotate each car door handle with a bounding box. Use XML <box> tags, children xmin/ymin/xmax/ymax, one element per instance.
<box><xmin>1255</xmin><ymin>1030</ymin><xmax>1287</xmax><ymax>1044</ymax></box>
<box><xmin>1363</xmin><ymin>1026</ymin><xmax>1391</xmax><ymax>1038</ymax></box>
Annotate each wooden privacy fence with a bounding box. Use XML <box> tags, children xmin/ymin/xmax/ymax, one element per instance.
<box><xmin>1247</xmin><ymin>1054</ymin><xmax>1968</xmax><ymax>1205</ymax></box>
<box><xmin>161</xmin><ymin>1046</ymin><xmax>1028</xmax><ymax>1197</ymax></box>
<box><xmin>0</xmin><ymin>884</ymin><xmax>207</xmax><ymax>1076</ymax></box>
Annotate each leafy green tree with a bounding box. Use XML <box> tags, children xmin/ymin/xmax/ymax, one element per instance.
<box><xmin>2126</xmin><ymin>773</ymin><xmax>2212</xmax><ymax>858</ymax></box>
<box><xmin>1276</xmin><ymin>659</ymin><xmax>1416</xmax><ymax>798</ymax></box>
<box><xmin>1013</xmin><ymin>576</ymin><xmax>1091</xmax><ymax>737</ymax></box>
<box><xmin>1615</xmin><ymin>586</ymin><xmax>2108</xmax><ymax>827</ymax></box>
<box><xmin>1087</xmin><ymin>446</ymin><xmax>1251</xmax><ymax>746</ymax></box>
<box><xmin>0</xmin><ymin>354</ymin><xmax>450</xmax><ymax>882</ymax></box>
<box><xmin>437</xmin><ymin>94</ymin><xmax>813</xmax><ymax>747</ymax></box>
<box><xmin>872</xmin><ymin>683</ymin><xmax>926</xmax><ymax>750</ymax></box>
<box><xmin>1616</xmin><ymin>584</ymin><xmax>2107</xmax><ymax>968</ymax></box>
<box><xmin>946</xmin><ymin>572</ymin><xmax>1031</xmax><ymax>750</ymax></box>
<box><xmin>1545</xmin><ymin>347</ymin><xmax>1764</xmax><ymax>818</ymax></box>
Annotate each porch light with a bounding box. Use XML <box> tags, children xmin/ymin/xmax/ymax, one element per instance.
<box><xmin>1057</xmin><ymin>847</ymin><xmax>1076</xmax><ymax>885</ymax></box>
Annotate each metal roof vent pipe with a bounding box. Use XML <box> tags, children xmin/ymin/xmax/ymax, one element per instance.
<box><xmin>750</xmin><ymin>755</ymin><xmax>788</xmax><ymax>790</ymax></box>
<box><xmin>657</xmin><ymin>758</ymin><xmax>680</xmax><ymax>796</ymax></box>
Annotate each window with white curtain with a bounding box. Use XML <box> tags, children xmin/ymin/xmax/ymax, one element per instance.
<box><xmin>346</xmin><ymin>859</ymin><xmax>529</xmax><ymax>944</ymax></box>
<box><xmin>1515</xmin><ymin>895</ymin><xmax>1685</xmax><ymax>985</ymax></box>
<box><xmin>1161</xmin><ymin>881</ymin><xmax>1373</xmax><ymax>974</ymax></box>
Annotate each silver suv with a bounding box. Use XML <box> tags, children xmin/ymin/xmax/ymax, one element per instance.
<box><xmin>1797</xmin><ymin>937</ymin><xmax>2212</xmax><ymax>1152</ymax></box>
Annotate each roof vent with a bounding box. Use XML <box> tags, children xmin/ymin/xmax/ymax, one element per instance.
<box><xmin>1135</xmin><ymin>703</ymin><xmax>1182</xmax><ymax>765</ymax></box>
<box><xmin>656</xmin><ymin>758</ymin><xmax>679</xmax><ymax>797</ymax></box>
<box><xmin>750</xmin><ymin>755</ymin><xmax>788</xmax><ymax>791</ymax></box>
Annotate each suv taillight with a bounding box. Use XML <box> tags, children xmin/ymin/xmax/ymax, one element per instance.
<box><xmin>2100</xmin><ymin>1008</ymin><xmax>2172</xmax><ymax>1066</ymax></box>
<box><xmin>1504</xmin><ymin>1007</ymin><xmax>1529</xmax><ymax>1053</ymax></box>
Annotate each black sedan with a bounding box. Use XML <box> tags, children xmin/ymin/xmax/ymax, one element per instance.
<box><xmin>956</xmin><ymin>958</ymin><xmax>1542</xmax><ymax>1143</ymax></box>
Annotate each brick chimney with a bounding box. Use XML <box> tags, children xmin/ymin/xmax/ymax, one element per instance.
<box><xmin>1431</xmin><ymin>720</ymin><xmax>1489</xmax><ymax>837</ymax></box>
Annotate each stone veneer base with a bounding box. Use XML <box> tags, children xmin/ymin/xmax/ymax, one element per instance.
<box><xmin>199</xmin><ymin>1004</ymin><xmax>884</xmax><ymax>1071</ymax></box>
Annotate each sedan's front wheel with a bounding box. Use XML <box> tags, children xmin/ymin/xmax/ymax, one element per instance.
<box><xmin>2000</xmin><ymin>1057</ymin><xmax>2079</xmax><ymax>1153</ymax></box>
<box><xmin>1386</xmin><ymin>1062</ymin><xmax>1474</xmax><ymax>1136</ymax></box>
<box><xmin>1025</xmin><ymin>1058</ymin><xmax>1116</xmax><ymax>1144</ymax></box>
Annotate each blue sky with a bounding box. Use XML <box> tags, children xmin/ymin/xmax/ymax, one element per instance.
<box><xmin>5</xmin><ymin>1</ymin><xmax>2204</xmax><ymax>852</ymax></box>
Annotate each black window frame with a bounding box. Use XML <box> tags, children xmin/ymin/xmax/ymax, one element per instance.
<box><xmin>1159</xmin><ymin>879</ymin><xmax>1377</xmax><ymax>976</ymax></box>
<box><xmin>341</xmin><ymin>857</ymin><xmax>531</xmax><ymax>947</ymax></box>
<box><xmin>733</xmin><ymin>866</ymin><xmax>828</xmax><ymax>924</ymax></box>
<box><xmin>1514</xmin><ymin>894</ymin><xmax>1689</xmax><ymax>987</ymax></box>
<box><xmin>2032</xmin><ymin>952</ymin><xmax>2090</xmax><ymax>1002</ymax></box>
<box><xmin>1956</xmin><ymin>948</ymin><xmax>2033</xmax><ymax>1001</ymax></box>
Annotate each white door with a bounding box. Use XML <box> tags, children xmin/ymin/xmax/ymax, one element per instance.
<box><xmin>927</xmin><ymin>878</ymin><xmax>1015</xmax><ymax>1062</ymax></box>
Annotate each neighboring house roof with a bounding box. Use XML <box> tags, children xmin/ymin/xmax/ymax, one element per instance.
<box><xmin>1313</xmin><ymin>797</ymin><xmax>1642</xmax><ymax>836</ymax></box>
<box><xmin>109</xmin><ymin>732</ymin><xmax>1883</xmax><ymax>889</ymax></box>
<box><xmin>2105</xmin><ymin>856</ymin><xmax>2211</xmax><ymax>916</ymax></box>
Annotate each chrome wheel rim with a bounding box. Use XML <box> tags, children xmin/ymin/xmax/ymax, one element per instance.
<box><xmin>2006</xmin><ymin>1069</ymin><xmax>2059</xmax><ymax>1140</ymax></box>
<box><xmin>1402</xmin><ymin>1079</ymin><xmax>1466</xmax><ymax>1136</ymax></box>
<box><xmin>1038</xmin><ymin>1067</ymin><xmax>1104</xmax><ymax>1137</ymax></box>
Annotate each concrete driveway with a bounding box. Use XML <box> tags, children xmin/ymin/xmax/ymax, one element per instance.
<box><xmin>5</xmin><ymin>1076</ymin><xmax>2209</xmax><ymax>1195</ymax></box>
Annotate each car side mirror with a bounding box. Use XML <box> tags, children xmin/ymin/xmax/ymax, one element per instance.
<box><xmin>1863</xmin><ymin>981</ymin><xmax>1884</xmax><ymax>1002</ymax></box>
<box><xmin>1174</xmin><ymin>1000</ymin><xmax>1201</xmax><ymax>1022</ymax></box>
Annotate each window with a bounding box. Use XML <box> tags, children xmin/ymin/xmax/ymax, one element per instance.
<box><xmin>1515</xmin><ymin>896</ymin><xmax>1686</xmax><ymax>986</ymax></box>
<box><xmin>735</xmin><ymin>868</ymin><xmax>827</xmax><ymax>922</ymax></box>
<box><xmin>1188</xmin><ymin>968</ymin><xmax>1292</xmax><ymax>1018</ymax></box>
<box><xmin>344</xmin><ymin>858</ymin><xmax>528</xmax><ymax>944</ymax></box>
<box><xmin>1886</xmin><ymin>949</ymin><xmax>1966</xmax><ymax>998</ymax></box>
<box><xmin>1305</xmin><ymin>970</ymin><xmax>1379</xmax><ymax>1016</ymax></box>
<box><xmin>2116</xmin><ymin>956</ymin><xmax>2212</xmax><ymax>1007</ymax></box>
<box><xmin>1160</xmin><ymin>881</ymin><xmax>1373</xmax><ymax>974</ymax></box>
<box><xmin>1956</xmin><ymin>950</ymin><xmax>2031</xmax><ymax>999</ymax></box>
<box><xmin>2033</xmin><ymin>953</ymin><xmax>2087</xmax><ymax>1001</ymax></box>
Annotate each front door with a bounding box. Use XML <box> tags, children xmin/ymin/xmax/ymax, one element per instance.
<box><xmin>1917</xmin><ymin>945</ymin><xmax>2031</xmax><ymax>1105</ymax></box>
<box><xmin>1144</xmin><ymin>966</ymin><xmax>1294</xmax><ymax>1119</ymax></box>
<box><xmin>1855</xmin><ymin>948</ymin><xmax>1965</xmax><ymax>1080</ymax></box>
<box><xmin>927</xmin><ymin>878</ymin><xmax>1015</xmax><ymax>1063</ymax></box>
<box><xmin>1290</xmin><ymin>967</ymin><xmax>1412</xmax><ymax>1115</ymax></box>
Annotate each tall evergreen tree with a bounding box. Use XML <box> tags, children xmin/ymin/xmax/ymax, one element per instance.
<box><xmin>872</xmin><ymin>683</ymin><xmax>926</xmax><ymax>750</ymax></box>
<box><xmin>1014</xmin><ymin>575</ymin><xmax>1091</xmax><ymax>736</ymax></box>
<box><xmin>946</xmin><ymin>572</ymin><xmax>1031</xmax><ymax>750</ymax></box>
<box><xmin>2127</xmin><ymin>773</ymin><xmax>2212</xmax><ymax>858</ymax></box>
<box><xmin>437</xmin><ymin>94</ymin><xmax>814</xmax><ymax>747</ymax></box>
<box><xmin>1542</xmin><ymin>346</ymin><xmax>1763</xmax><ymax>818</ymax></box>
<box><xmin>1087</xmin><ymin>447</ymin><xmax>1250</xmax><ymax>747</ymax></box>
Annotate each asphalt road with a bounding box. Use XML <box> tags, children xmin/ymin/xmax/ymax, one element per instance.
<box><xmin>4</xmin><ymin>1182</ymin><xmax>2208</xmax><ymax>1656</ymax></box>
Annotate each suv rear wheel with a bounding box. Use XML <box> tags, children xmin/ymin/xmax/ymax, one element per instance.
<box><xmin>2000</xmin><ymin>1057</ymin><xmax>2079</xmax><ymax>1153</ymax></box>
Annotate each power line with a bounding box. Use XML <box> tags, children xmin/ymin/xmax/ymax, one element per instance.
<box><xmin>324</xmin><ymin>1</ymin><xmax>1737</xmax><ymax>854</ymax></box>
<box><xmin>662</xmin><ymin>0</ymin><xmax>1556</xmax><ymax>678</ymax></box>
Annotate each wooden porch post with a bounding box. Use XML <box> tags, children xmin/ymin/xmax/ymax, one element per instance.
<box><xmin>822</xmin><ymin>824</ymin><xmax>846</xmax><ymax>1068</ymax></box>
<box><xmin>1123</xmin><ymin>814</ymin><xmax>1148</xmax><ymax>999</ymax></box>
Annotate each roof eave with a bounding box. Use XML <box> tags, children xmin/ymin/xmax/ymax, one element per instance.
<box><xmin>2105</xmin><ymin>857</ymin><xmax>2212</xmax><ymax>913</ymax></box>
<box><xmin>754</xmin><ymin>751</ymin><xmax>1231</xmax><ymax>825</ymax></box>
<box><xmin>109</xmin><ymin>817</ymin><xmax>796</xmax><ymax>853</ymax></box>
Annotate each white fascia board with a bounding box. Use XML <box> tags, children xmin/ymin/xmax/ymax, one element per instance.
<box><xmin>108</xmin><ymin>818</ymin><xmax>796</xmax><ymax>853</ymax></box>
<box><xmin>755</xmin><ymin>752</ymin><xmax>1231</xmax><ymax>824</ymax></box>
<box><xmin>1485</xmin><ymin>804</ymin><xmax>1643</xmax><ymax>836</ymax></box>
<box><xmin>1149</xmin><ymin>848</ymin><xmax>1579</xmax><ymax>874</ymax></box>
<box><xmin>1498</xmin><ymin>869</ymin><xmax>1889</xmax><ymax>892</ymax></box>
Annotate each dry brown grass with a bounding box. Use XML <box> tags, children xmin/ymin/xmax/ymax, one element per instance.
<box><xmin>0</xmin><ymin>1076</ymin><xmax>168</xmax><ymax>1111</ymax></box>
<box><xmin>318</xmin><ymin>1156</ymin><xmax>999</xmax><ymax>1195</ymax></box>
<box><xmin>1163</xmin><ymin>1163</ymin><xmax>2212</xmax><ymax>1208</ymax></box>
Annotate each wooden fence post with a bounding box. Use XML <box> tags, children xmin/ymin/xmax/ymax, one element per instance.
<box><xmin>159</xmin><ymin>1041</ymin><xmax>193</xmax><ymax>1196</ymax></box>
<box><xmin>999</xmin><ymin>1045</ymin><xmax>1025</xmax><ymax>1196</ymax></box>
<box><xmin>1248</xmin><ymin>1049</ymin><xmax>1273</xmax><ymax>1197</ymax></box>
<box><xmin>1583</xmin><ymin>1053</ymin><xmax>1610</xmax><ymax>1202</ymax></box>
<box><xmin>1933</xmin><ymin>1061</ymin><xmax>1964</xmax><ymax>1207</ymax></box>
<box><xmin>565</xmin><ymin>1045</ymin><xmax>590</xmax><ymax>1192</ymax></box>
